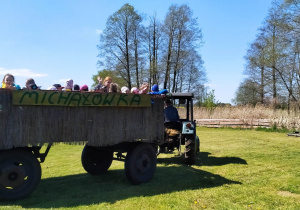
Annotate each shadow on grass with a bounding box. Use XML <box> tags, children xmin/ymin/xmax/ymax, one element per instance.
<box><xmin>157</xmin><ymin>152</ymin><xmax>248</xmax><ymax>166</ymax></box>
<box><xmin>199</xmin><ymin>152</ymin><xmax>248</xmax><ymax>166</ymax></box>
<box><xmin>1</xmin><ymin>163</ymin><xmax>241</xmax><ymax>208</ymax></box>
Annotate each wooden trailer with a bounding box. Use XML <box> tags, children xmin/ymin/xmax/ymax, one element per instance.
<box><xmin>0</xmin><ymin>89</ymin><xmax>164</xmax><ymax>201</ymax></box>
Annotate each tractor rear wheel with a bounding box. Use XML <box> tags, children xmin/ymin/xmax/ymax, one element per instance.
<box><xmin>185</xmin><ymin>136</ymin><xmax>196</xmax><ymax>165</ymax></box>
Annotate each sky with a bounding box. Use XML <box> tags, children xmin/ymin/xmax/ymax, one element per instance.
<box><xmin>0</xmin><ymin>0</ymin><xmax>274</xmax><ymax>103</ymax></box>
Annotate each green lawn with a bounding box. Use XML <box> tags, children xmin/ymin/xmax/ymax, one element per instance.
<box><xmin>1</xmin><ymin>127</ymin><xmax>300</xmax><ymax>209</ymax></box>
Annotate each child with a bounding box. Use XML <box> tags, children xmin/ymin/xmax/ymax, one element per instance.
<box><xmin>1</xmin><ymin>74</ymin><xmax>21</xmax><ymax>90</ymax></box>
<box><xmin>47</xmin><ymin>84</ymin><xmax>64</xmax><ymax>91</ymax></box>
<box><xmin>149</xmin><ymin>84</ymin><xmax>160</xmax><ymax>94</ymax></box>
<box><xmin>148</xmin><ymin>84</ymin><xmax>168</xmax><ymax>95</ymax></box>
<box><xmin>25</xmin><ymin>78</ymin><xmax>40</xmax><ymax>90</ymax></box>
<box><xmin>80</xmin><ymin>84</ymin><xmax>89</xmax><ymax>92</ymax></box>
<box><xmin>65</xmin><ymin>79</ymin><xmax>73</xmax><ymax>91</ymax></box>
<box><xmin>131</xmin><ymin>87</ymin><xmax>139</xmax><ymax>94</ymax></box>
<box><xmin>73</xmin><ymin>84</ymin><xmax>80</xmax><ymax>91</ymax></box>
<box><xmin>94</xmin><ymin>76</ymin><xmax>112</xmax><ymax>92</ymax></box>
<box><xmin>139</xmin><ymin>82</ymin><xmax>149</xmax><ymax>94</ymax></box>
<box><xmin>109</xmin><ymin>83</ymin><xmax>118</xmax><ymax>93</ymax></box>
<box><xmin>121</xmin><ymin>86</ymin><xmax>130</xmax><ymax>93</ymax></box>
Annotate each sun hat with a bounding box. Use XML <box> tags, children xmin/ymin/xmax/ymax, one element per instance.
<box><xmin>53</xmin><ymin>84</ymin><xmax>64</xmax><ymax>90</ymax></box>
<box><xmin>80</xmin><ymin>84</ymin><xmax>89</xmax><ymax>91</ymax></box>
<box><xmin>121</xmin><ymin>86</ymin><xmax>129</xmax><ymax>93</ymax></box>
<box><xmin>151</xmin><ymin>84</ymin><xmax>159</xmax><ymax>92</ymax></box>
<box><xmin>65</xmin><ymin>79</ymin><xmax>73</xmax><ymax>90</ymax></box>
<box><xmin>48</xmin><ymin>86</ymin><xmax>57</xmax><ymax>90</ymax></box>
<box><xmin>131</xmin><ymin>87</ymin><xmax>139</xmax><ymax>94</ymax></box>
<box><xmin>73</xmin><ymin>84</ymin><xmax>80</xmax><ymax>91</ymax></box>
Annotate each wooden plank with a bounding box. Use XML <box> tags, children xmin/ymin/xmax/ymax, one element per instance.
<box><xmin>196</xmin><ymin>119</ymin><xmax>271</xmax><ymax>127</ymax></box>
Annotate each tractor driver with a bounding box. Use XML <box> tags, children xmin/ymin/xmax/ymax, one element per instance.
<box><xmin>164</xmin><ymin>99</ymin><xmax>181</xmax><ymax>130</ymax></box>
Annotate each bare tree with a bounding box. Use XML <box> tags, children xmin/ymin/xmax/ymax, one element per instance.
<box><xmin>97</xmin><ymin>4</ymin><xmax>142</xmax><ymax>89</ymax></box>
<box><xmin>162</xmin><ymin>4</ymin><xmax>204</xmax><ymax>92</ymax></box>
<box><xmin>144</xmin><ymin>14</ymin><xmax>163</xmax><ymax>88</ymax></box>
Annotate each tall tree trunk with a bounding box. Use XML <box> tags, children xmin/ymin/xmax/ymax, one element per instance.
<box><xmin>260</xmin><ymin>66</ymin><xmax>265</xmax><ymax>104</ymax></box>
<box><xmin>125</xmin><ymin>26</ymin><xmax>131</xmax><ymax>89</ymax></box>
<box><xmin>134</xmin><ymin>34</ymin><xmax>139</xmax><ymax>88</ymax></box>
<box><xmin>271</xmin><ymin>28</ymin><xmax>277</xmax><ymax>109</ymax></box>
<box><xmin>164</xmin><ymin>36</ymin><xmax>173</xmax><ymax>89</ymax></box>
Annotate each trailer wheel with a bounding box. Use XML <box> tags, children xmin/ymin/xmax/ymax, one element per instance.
<box><xmin>125</xmin><ymin>143</ymin><xmax>156</xmax><ymax>185</ymax></box>
<box><xmin>81</xmin><ymin>145</ymin><xmax>113</xmax><ymax>175</ymax></box>
<box><xmin>0</xmin><ymin>149</ymin><xmax>41</xmax><ymax>201</ymax></box>
<box><xmin>185</xmin><ymin>136</ymin><xmax>196</xmax><ymax>165</ymax></box>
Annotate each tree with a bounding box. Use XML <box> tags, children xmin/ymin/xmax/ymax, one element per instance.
<box><xmin>91</xmin><ymin>69</ymin><xmax>127</xmax><ymax>89</ymax></box>
<box><xmin>233</xmin><ymin>79</ymin><xmax>261</xmax><ymax>106</ymax></box>
<box><xmin>97</xmin><ymin>4</ymin><xmax>142</xmax><ymax>89</ymax></box>
<box><xmin>96</xmin><ymin>3</ymin><xmax>206</xmax><ymax>96</ymax></box>
<box><xmin>162</xmin><ymin>4</ymin><xmax>204</xmax><ymax>92</ymax></box>
<box><xmin>202</xmin><ymin>90</ymin><xmax>218</xmax><ymax>109</ymax></box>
<box><xmin>143</xmin><ymin>14</ymin><xmax>163</xmax><ymax>88</ymax></box>
<box><xmin>241</xmin><ymin>0</ymin><xmax>300</xmax><ymax>109</ymax></box>
<box><xmin>244</xmin><ymin>31</ymin><xmax>268</xmax><ymax>104</ymax></box>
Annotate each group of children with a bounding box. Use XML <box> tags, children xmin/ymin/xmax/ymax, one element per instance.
<box><xmin>1</xmin><ymin>73</ymin><xmax>168</xmax><ymax>95</ymax></box>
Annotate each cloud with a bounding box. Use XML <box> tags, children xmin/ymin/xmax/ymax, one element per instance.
<box><xmin>0</xmin><ymin>67</ymin><xmax>48</xmax><ymax>78</ymax></box>
<box><xmin>95</xmin><ymin>29</ymin><xmax>103</xmax><ymax>35</ymax></box>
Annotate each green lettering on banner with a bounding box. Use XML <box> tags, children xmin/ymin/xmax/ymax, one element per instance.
<box><xmin>18</xmin><ymin>91</ymin><xmax>39</xmax><ymax>104</ymax></box>
<box><xmin>68</xmin><ymin>93</ymin><xmax>82</xmax><ymax>106</ymax></box>
<box><xmin>58</xmin><ymin>92</ymin><xmax>72</xmax><ymax>105</ymax></box>
<box><xmin>82</xmin><ymin>93</ymin><xmax>92</xmax><ymax>106</ymax></box>
<box><xmin>130</xmin><ymin>94</ymin><xmax>141</xmax><ymax>105</ymax></box>
<box><xmin>41</xmin><ymin>91</ymin><xmax>48</xmax><ymax>104</ymax></box>
<box><xmin>48</xmin><ymin>92</ymin><xmax>58</xmax><ymax>104</ymax></box>
<box><xmin>117</xmin><ymin>94</ymin><xmax>128</xmax><ymax>106</ymax></box>
<box><xmin>12</xmin><ymin>90</ymin><xmax>151</xmax><ymax>107</ymax></box>
<box><xmin>92</xmin><ymin>94</ymin><xmax>102</xmax><ymax>105</ymax></box>
<box><xmin>103</xmin><ymin>94</ymin><xmax>116</xmax><ymax>106</ymax></box>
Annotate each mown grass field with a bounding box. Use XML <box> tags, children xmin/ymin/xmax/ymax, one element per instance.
<box><xmin>1</xmin><ymin>127</ymin><xmax>300</xmax><ymax>209</ymax></box>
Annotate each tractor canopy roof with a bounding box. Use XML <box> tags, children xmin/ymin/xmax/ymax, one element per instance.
<box><xmin>169</xmin><ymin>92</ymin><xmax>194</xmax><ymax>100</ymax></box>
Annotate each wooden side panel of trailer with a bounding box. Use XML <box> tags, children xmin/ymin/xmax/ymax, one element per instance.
<box><xmin>0</xmin><ymin>89</ymin><xmax>164</xmax><ymax>149</ymax></box>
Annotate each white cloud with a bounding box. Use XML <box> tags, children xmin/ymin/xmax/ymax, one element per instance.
<box><xmin>95</xmin><ymin>29</ymin><xmax>103</xmax><ymax>35</ymax></box>
<box><xmin>0</xmin><ymin>67</ymin><xmax>48</xmax><ymax>78</ymax></box>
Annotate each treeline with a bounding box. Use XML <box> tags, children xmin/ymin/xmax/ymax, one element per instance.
<box><xmin>234</xmin><ymin>0</ymin><xmax>300</xmax><ymax>110</ymax></box>
<box><xmin>94</xmin><ymin>3</ymin><xmax>207</xmax><ymax>100</ymax></box>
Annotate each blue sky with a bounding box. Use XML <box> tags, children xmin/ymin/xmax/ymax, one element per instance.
<box><xmin>0</xmin><ymin>0</ymin><xmax>274</xmax><ymax>103</ymax></box>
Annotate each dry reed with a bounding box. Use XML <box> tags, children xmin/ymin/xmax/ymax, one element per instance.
<box><xmin>178</xmin><ymin>104</ymin><xmax>300</xmax><ymax>130</ymax></box>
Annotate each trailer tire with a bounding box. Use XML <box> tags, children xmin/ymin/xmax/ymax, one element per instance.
<box><xmin>81</xmin><ymin>145</ymin><xmax>113</xmax><ymax>175</ymax></box>
<box><xmin>0</xmin><ymin>149</ymin><xmax>41</xmax><ymax>201</ymax></box>
<box><xmin>185</xmin><ymin>137</ymin><xmax>196</xmax><ymax>165</ymax></box>
<box><xmin>125</xmin><ymin>143</ymin><xmax>156</xmax><ymax>185</ymax></box>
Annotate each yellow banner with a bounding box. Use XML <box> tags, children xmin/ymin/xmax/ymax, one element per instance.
<box><xmin>12</xmin><ymin>90</ymin><xmax>151</xmax><ymax>107</ymax></box>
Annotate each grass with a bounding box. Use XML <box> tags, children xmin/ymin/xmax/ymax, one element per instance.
<box><xmin>1</xmin><ymin>127</ymin><xmax>300</xmax><ymax>209</ymax></box>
